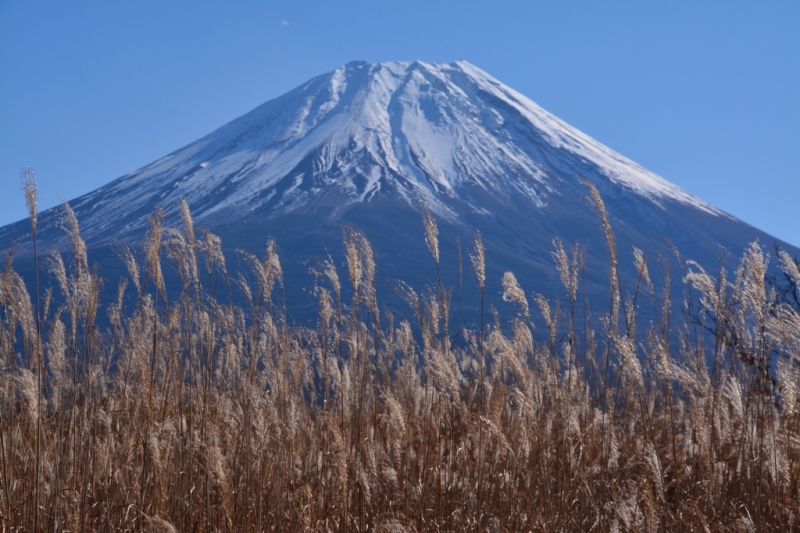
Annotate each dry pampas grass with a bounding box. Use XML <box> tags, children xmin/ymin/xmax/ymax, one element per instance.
<box><xmin>1</xmin><ymin>174</ymin><xmax>798</xmax><ymax>531</ymax></box>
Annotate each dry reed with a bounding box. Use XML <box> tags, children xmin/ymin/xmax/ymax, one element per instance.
<box><xmin>0</xmin><ymin>177</ymin><xmax>798</xmax><ymax>532</ymax></box>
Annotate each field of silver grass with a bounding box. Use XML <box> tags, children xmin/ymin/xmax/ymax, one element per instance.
<box><xmin>1</xmin><ymin>174</ymin><xmax>799</xmax><ymax>532</ymax></box>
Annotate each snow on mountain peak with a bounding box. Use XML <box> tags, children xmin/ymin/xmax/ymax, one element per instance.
<box><xmin>65</xmin><ymin>60</ymin><xmax>721</xmax><ymax>238</ymax></box>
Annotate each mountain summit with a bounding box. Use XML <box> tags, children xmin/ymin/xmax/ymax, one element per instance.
<box><xmin>50</xmin><ymin>60</ymin><xmax>719</xmax><ymax>238</ymax></box>
<box><xmin>2</xmin><ymin>61</ymin><xmax>795</xmax><ymax>319</ymax></box>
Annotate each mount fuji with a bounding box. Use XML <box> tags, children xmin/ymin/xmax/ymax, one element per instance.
<box><xmin>2</xmin><ymin>60</ymin><xmax>796</xmax><ymax>321</ymax></box>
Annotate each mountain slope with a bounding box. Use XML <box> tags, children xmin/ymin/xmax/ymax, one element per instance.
<box><xmin>2</xmin><ymin>60</ymin><xmax>795</xmax><ymax>323</ymax></box>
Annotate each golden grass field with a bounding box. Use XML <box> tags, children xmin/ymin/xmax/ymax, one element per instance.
<box><xmin>2</xmin><ymin>176</ymin><xmax>799</xmax><ymax>531</ymax></box>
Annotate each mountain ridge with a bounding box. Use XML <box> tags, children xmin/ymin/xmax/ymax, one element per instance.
<box><xmin>1</xmin><ymin>60</ymin><xmax>795</xmax><ymax>324</ymax></box>
<box><xmin>3</xmin><ymin>61</ymin><xmax>724</xmax><ymax>242</ymax></box>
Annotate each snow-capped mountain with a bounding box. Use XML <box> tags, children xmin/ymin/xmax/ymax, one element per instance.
<box><xmin>27</xmin><ymin>61</ymin><xmax>720</xmax><ymax>237</ymax></box>
<box><xmin>2</xmin><ymin>60</ymin><xmax>795</xmax><ymax>321</ymax></box>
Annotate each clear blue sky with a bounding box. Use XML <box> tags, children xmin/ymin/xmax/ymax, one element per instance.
<box><xmin>1</xmin><ymin>1</ymin><xmax>798</xmax><ymax>247</ymax></box>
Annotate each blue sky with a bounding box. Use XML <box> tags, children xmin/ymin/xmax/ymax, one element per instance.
<box><xmin>1</xmin><ymin>1</ymin><xmax>798</xmax><ymax>247</ymax></box>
